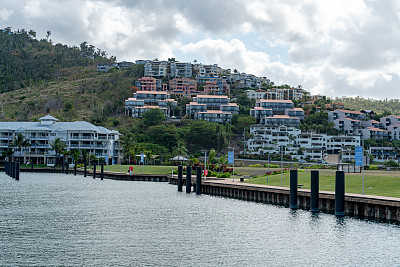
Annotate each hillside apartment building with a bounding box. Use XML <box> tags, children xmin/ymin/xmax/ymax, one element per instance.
<box><xmin>186</xmin><ymin>95</ymin><xmax>239</xmax><ymax>124</ymax></box>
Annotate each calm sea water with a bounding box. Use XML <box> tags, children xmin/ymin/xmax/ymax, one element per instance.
<box><xmin>0</xmin><ymin>173</ymin><xmax>399</xmax><ymax>266</ymax></box>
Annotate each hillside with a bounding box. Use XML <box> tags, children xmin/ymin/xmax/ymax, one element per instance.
<box><xmin>0</xmin><ymin>64</ymin><xmax>144</xmax><ymax>129</ymax></box>
<box><xmin>336</xmin><ymin>96</ymin><xmax>400</xmax><ymax>115</ymax></box>
<box><xmin>0</xmin><ymin>27</ymin><xmax>111</xmax><ymax>93</ymax></box>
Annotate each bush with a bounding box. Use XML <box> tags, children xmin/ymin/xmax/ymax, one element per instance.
<box><xmin>264</xmin><ymin>164</ymin><xmax>279</xmax><ymax>168</ymax></box>
<box><xmin>217</xmin><ymin>172</ymin><xmax>231</xmax><ymax>178</ymax></box>
<box><xmin>367</xmin><ymin>165</ymin><xmax>379</xmax><ymax>170</ymax></box>
<box><xmin>383</xmin><ymin>160</ymin><xmax>399</xmax><ymax>168</ymax></box>
<box><xmin>249</xmin><ymin>164</ymin><xmax>262</xmax><ymax>168</ymax></box>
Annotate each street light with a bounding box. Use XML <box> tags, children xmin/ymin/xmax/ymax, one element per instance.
<box><xmin>280</xmin><ymin>145</ymin><xmax>284</xmax><ymax>187</ymax></box>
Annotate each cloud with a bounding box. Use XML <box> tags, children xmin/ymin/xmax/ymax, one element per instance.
<box><xmin>1</xmin><ymin>0</ymin><xmax>400</xmax><ymax>99</ymax></box>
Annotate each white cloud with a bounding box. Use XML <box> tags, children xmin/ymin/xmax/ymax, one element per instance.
<box><xmin>1</xmin><ymin>0</ymin><xmax>400</xmax><ymax>99</ymax></box>
<box><xmin>0</xmin><ymin>7</ymin><xmax>13</xmax><ymax>21</ymax></box>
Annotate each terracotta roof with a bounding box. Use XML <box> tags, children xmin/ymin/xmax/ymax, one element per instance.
<box><xmin>195</xmin><ymin>95</ymin><xmax>229</xmax><ymax>99</ymax></box>
<box><xmin>136</xmin><ymin>91</ymin><xmax>168</xmax><ymax>94</ymax></box>
<box><xmin>367</xmin><ymin>127</ymin><xmax>388</xmax><ymax>132</ymax></box>
<box><xmin>259</xmin><ymin>99</ymin><xmax>294</xmax><ymax>104</ymax></box>
<box><xmin>337</xmin><ymin>109</ymin><xmax>363</xmax><ymax>115</ymax></box>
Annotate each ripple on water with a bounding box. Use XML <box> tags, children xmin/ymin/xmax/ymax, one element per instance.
<box><xmin>0</xmin><ymin>173</ymin><xmax>399</xmax><ymax>266</ymax></box>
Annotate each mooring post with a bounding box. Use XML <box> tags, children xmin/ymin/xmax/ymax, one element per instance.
<box><xmin>101</xmin><ymin>163</ymin><xmax>104</xmax><ymax>180</ymax></box>
<box><xmin>10</xmin><ymin>162</ymin><xmax>13</xmax><ymax>178</ymax></box>
<box><xmin>177</xmin><ymin>165</ymin><xmax>183</xmax><ymax>192</ymax></box>
<box><xmin>62</xmin><ymin>161</ymin><xmax>65</xmax><ymax>172</ymax></box>
<box><xmin>74</xmin><ymin>162</ymin><xmax>77</xmax><ymax>176</ymax></box>
<box><xmin>335</xmin><ymin>171</ymin><xmax>345</xmax><ymax>217</ymax></box>
<box><xmin>310</xmin><ymin>170</ymin><xmax>320</xmax><ymax>213</ymax></box>
<box><xmin>93</xmin><ymin>163</ymin><xmax>96</xmax><ymax>179</ymax></box>
<box><xmin>15</xmin><ymin>162</ymin><xmax>20</xmax><ymax>181</ymax></box>
<box><xmin>65</xmin><ymin>163</ymin><xmax>69</xmax><ymax>174</ymax></box>
<box><xmin>84</xmin><ymin>162</ymin><xmax>87</xmax><ymax>177</ymax></box>
<box><xmin>31</xmin><ymin>161</ymin><xmax>34</xmax><ymax>171</ymax></box>
<box><xmin>186</xmin><ymin>166</ymin><xmax>192</xmax><ymax>194</ymax></box>
<box><xmin>290</xmin><ymin>169</ymin><xmax>298</xmax><ymax>209</ymax></box>
<box><xmin>196</xmin><ymin>166</ymin><xmax>202</xmax><ymax>195</ymax></box>
<box><xmin>5</xmin><ymin>161</ymin><xmax>8</xmax><ymax>176</ymax></box>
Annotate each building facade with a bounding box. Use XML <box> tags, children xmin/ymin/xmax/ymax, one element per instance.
<box><xmin>0</xmin><ymin>115</ymin><xmax>121</xmax><ymax>166</ymax></box>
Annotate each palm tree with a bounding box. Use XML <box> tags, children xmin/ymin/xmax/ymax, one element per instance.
<box><xmin>11</xmin><ymin>133</ymin><xmax>31</xmax><ymax>163</ymax></box>
<box><xmin>121</xmin><ymin>133</ymin><xmax>136</xmax><ymax>164</ymax></box>
<box><xmin>50</xmin><ymin>138</ymin><xmax>67</xmax><ymax>166</ymax></box>
<box><xmin>208</xmin><ymin>149</ymin><xmax>217</xmax><ymax>164</ymax></box>
<box><xmin>173</xmin><ymin>141</ymin><xmax>188</xmax><ymax>159</ymax></box>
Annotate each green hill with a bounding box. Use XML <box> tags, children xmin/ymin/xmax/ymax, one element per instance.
<box><xmin>0</xmin><ymin>64</ymin><xmax>144</xmax><ymax>127</ymax></box>
<box><xmin>335</xmin><ymin>96</ymin><xmax>400</xmax><ymax>115</ymax></box>
<box><xmin>0</xmin><ymin>27</ymin><xmax>111</xmax><ymax>93</ymax></box>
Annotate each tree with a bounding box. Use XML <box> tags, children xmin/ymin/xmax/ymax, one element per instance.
<box><xmin>50</xmin><ymin>137</ymin><xmax>67</xmax><ymax>166</ymax></box>
<box><xmin>121</xmin><ymin>133</ymin><xmax>136</xmax><ymax>164</ymax></box>
<box><xmin>11</xmin><ymin>133</ymin><xmax>31</xmax><ymax>163</ymax></box>
<box><xmin>185</xmin><ymin>120</ymin><xmax>228</xmax><ymax>150</ymax></box>
<box><xmin>145</xmin><ymin>125</ymin><xmax>178</xmax><ymax>151</ymax></box>
<box><xmin>141</xmin><ymin>108</ymin><xmax>166</xmax><ymax>128</ymax></box>
<box><xmin>232</xmin><ymin>115</ymin><xmax>256</xmax><ymax>133</ymax></box>
<box><xmin>46</xmin><ymin>30</ymin><xmax>51</xmax><ymax>41</ymax></box>
<box><xmin>208</xmin><ymin>149</ymin><xmax>217</xmax><ymax>164</ymax></box>
<box><xmin>28</xmin><ymin>29</ymin><xmax>36</xmax><ymax>39</ymax></box>
<box><xmin>173</xmin><ymin>141</ymin><xmax>188</xmax><ymax>158</ymax></box>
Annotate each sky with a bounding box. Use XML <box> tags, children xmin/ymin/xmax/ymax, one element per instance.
<box><xmin>1</xmin><ymin>0</ymin><xmax>400</xmax><ymax>99</ymax></box>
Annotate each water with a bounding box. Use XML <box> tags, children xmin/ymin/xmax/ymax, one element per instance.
<box><xmin>1</xmin><ymin>173</ymin><xmax>399</xmax><ymax>266</ymax></box>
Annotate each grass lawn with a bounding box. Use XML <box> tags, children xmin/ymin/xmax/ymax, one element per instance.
<box><xmin>244</xmin><ymin>170</ymin><xmax>400</xmax><ymax>198</ymax></box>
<box><xmin>92</xmin><ymin>165</ymin><xmax>178</xmax><ymax>175</ymax></box>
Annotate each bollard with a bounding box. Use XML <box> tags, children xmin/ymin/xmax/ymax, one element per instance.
<box><xmin>84</xmin><ymin>162</ymin><xmax>87</xmax><ymax>177</ymax></box>
<box><xmin>101</xmin><ymin>164</ymin><xmax>104</xmax><ymax>180</ymax></box>
<box><xmin>93</xmin><ymin>163</ymin><xmax>96</xmax><ymax>179</ymax></box>
<box><xmin>65</xmin><ymin>163</ymin><xmax>69</xmax><ymax>174</ymax></box>
<box><xmin>310</xmin><ymin>170</ymin><xmax>319</xmax><ymax>213</ymax></box>
<box><xmin>11</xmin><ymin>162</ymin><xmax>14</xmax><ymax>179</ymax></box>
<box><xmin>31</xmin><ymin>161</ymin><xmax>34</xmax><ymax>171</ymax></box>
<box><xmin>196</xmin><ymin>166</ymin><xmax>202</xmax><ymax>195</ymax></box>
<box><xmin>177</xmin><ymin>165</ymin><xmax>183</xmax><ymax>192</ymax></box>
<box><xmin>289</xmin><ymin>169</ymin><xmax>298</xmax><ymax>209</ymax></box>
<box><xmin>15</xmin><ymin>162</ymin><xmax>20</xmax><ymax>181</ymax></box>
<box><xmin>335</xmin><ymin>171</ymin><xmax>345</xmax><ymax>217</ymax></box>
<box><xmin>186</xmin><ymin>166</ymin><xmax>192</xmax><ymax>194</ymax></box>
<box><xmin>62</xmin><ymin>161</ymin><xmax>65</xmax><ymax>172</ymax></box>
<box><xmin>74</xmin><ymin>163</ymin><xmax>77</xmax><ymax>176</ymax></box>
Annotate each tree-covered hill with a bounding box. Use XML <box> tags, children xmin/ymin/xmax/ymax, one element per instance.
<box><xmin>0</xmin><ymin>27</ymin><xmax>112</xmax><ymax>93</ymax></box>
<box><xmin>335</xmin><ymin>96</ymin><xmax>400</xmax><ymax>115</ymax></box>
<box><xmin>0</xmin><ymin>63</ymin><xmax>144</xmax><ymax>127</ymax></box>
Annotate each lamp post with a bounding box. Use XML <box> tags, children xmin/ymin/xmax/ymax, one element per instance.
<box><xmin>281</xmin><ymin>145</ymin><xmax>284</xmax><ymax>187</ymax></box>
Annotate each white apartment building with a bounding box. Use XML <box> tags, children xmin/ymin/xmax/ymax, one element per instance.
<box><xmin>247</xmin><ymin>124</ymin><xmax>362</xmax><ymax>162</ymax></box>
<box><xmin>0</xmin><ymin>115</ymin><xmax>121</xmax><ymax>166</ymax></box>
<box><xmin>186</xmin><ymin>95</ymin><xmax>238</xmax><ymax>124</ymax></box>
<box><xmin>246</xmin><ymin>89</ymin><xmax>266</xmax><ymax>100</ymax></box>
<box><xmin>125</xmin><ymin>91</ymin><xmax>177</xmax><ymax>118</ymax></box>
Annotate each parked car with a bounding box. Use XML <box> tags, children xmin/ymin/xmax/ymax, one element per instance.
<box><xmin>299</xmin><ymin>159</ymin><xmax>306</xmax><ymax>163</ymax></box>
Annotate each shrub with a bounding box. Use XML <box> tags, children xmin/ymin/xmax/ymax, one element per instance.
<box><xmin>367</xmin><ymin>165</ymin><xmax>378</xmax><ymax>170</ymax></box>
<box><xmin>383</xmin><ymin>160</ymin><xmax>399</xmax><ymax>168</ymax></box>
<box><xmin>249</xmin><ymin>164</ymin><xmax>262</xmax><ymax>168</ymax></box>
<box><xmin>264</xmin><ymin>164</ymin><xmax>279</xmax><ymax>168</ymax></box>
<box><xmin>217</xmin><ymin>172</ymin><xmax>231</xmax><ymax>178</ymax></box>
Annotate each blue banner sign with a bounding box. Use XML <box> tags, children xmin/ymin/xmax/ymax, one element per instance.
<box><xmin>355</xmin><ymin>146</ymin><xmax>363</xmax><ymax>166</ymax></box>
<box><xmin>228</xmin><ymin>151</ymin><xmax>234</xmax><ymax>164</ymax></box>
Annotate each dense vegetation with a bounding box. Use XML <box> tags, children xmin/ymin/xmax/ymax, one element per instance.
<box><xmin>336</xmin><ymin>96</ymin><xmax>400</xmax><ymax>115</ymax></box>
<box><xmin>0</xmin><ymin>27</ymin><xmax>112</xmax><ymax>93</ymax></box>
